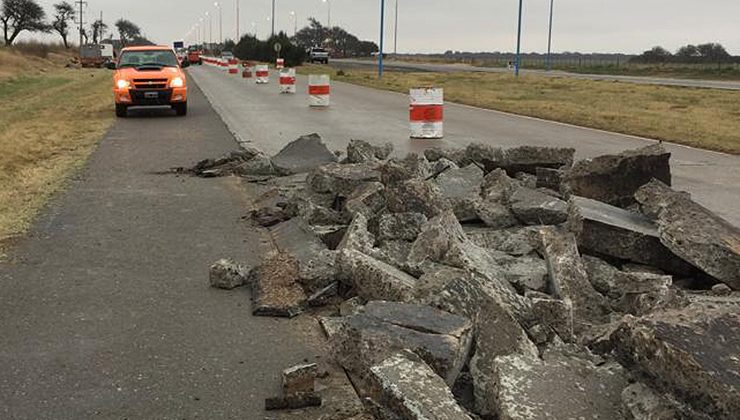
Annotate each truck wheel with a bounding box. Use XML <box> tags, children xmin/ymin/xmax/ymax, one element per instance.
<box><xmin>173</xmin><ymin>102</ymin><xmax>188</xmax><ymax>116</ymax></box>
<box><xmin>115</xmin><ymin>104</ymin><xmax>127</xmax><ymax>118</ymax></box>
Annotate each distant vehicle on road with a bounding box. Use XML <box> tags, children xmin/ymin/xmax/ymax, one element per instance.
<box><xmin>309</xmin><ymin>47</ymin><xmax>329</xmax><ymax>64</ymax></box>
<box><xmin>106</xmin><ymin>45</ymin><xmax>190</xmax><ymax>118</ymax></box>
<box><xmin>187</xmin><ymin>48</ymin><xmax>202</xmax><ymax>65</ymax></box>
<box><xmin>221</xmin><ymin>51</ymin><xmax>235</xmax><ymax>60</ymax></box>
<box><xmin>80</xmin><ymin>44</ymin><xmax>114</xmax><ymax>68</ymax></box>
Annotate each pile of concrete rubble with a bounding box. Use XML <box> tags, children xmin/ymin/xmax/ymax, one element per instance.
<box><xmin>203</xmin><ymin>134</ymin><xmax>739</xmax><ymax>420</ymax></box>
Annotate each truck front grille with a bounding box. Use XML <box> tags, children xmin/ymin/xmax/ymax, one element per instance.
<box><xmin>133</xmin><ymin>79</ymin><xmax>168</xmax><ymax>89</ymax></box>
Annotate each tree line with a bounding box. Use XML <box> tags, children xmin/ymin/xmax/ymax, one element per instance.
<box><xmin>1</xmin><ymin>0</ymin><xmax>149</xmax><ymax>48</ymax></box>
<box><xmin>229</xmin><ymin>18</ymin><xmax>378</xmax><ymax>65</ymax></box>
<box><xmin>631</xmin><ymin>43</ymin><xmax>737</xmax><ymax>64</ymax></box>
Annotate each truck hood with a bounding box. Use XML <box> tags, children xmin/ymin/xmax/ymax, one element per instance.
<box><xmin>116</xmin><ymin>66</ymin><xmax>183</xmax><ymax>79</ymax></box>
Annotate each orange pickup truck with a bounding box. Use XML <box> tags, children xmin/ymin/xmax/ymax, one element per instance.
<box><xmin>106</xmin><ymin>45</ymin><xmax>189</xmax><ymax>117</ymax></box>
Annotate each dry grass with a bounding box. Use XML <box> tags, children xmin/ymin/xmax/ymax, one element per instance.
<box><xmin>300</xmin><ymin>64</ymin><xmax>740</xmax><ymax>154</ymax></box>
<box><xmin>0</xmin><ymin>50</ymin><xmax>113</xmax><ymax>248</ymax></box>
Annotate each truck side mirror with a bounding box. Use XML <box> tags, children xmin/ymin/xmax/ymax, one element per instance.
<box><xmin>181</xmin><ymin>60</ymin><xmax>190</xmax><ymax>68</ymax></box>
<box><xmin>105</xmin><ymin>62</ymin><xmax>117</xmax><ymax>70</ymax></box>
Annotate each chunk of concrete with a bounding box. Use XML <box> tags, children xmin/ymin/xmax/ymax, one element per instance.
<box><xmin>477</xmin><ymin>200</ymin><xmax>520</xmax><ymax>229</ymax></box>
<box><xmin>500</xmin><ymin>145</ymin><xmax>575</xmax><ymax>174</ymax></box>
<box><xmin>385</xmin><ymin>178</ymin><xmax>450</xmax><ymax>218</ymax></box>
<box><xmin>611</xmin><ymin>304</ymin><xmax>740</xmax><ymax>419</ymax></box>
<box><xmin>492</xmin><ymin>352</ymin><xmax>628</xmax><ymax>420</ymax></box>
<box><xmin>367</xmin><ymin>351</ymin><xmax>473</xmax><ymax>420</ymax></box>
<box><xmin>433</xmin><ymin>164</ymin><xmax>485</xmax><ymax>222</ymax></box>
<box><xmin>540</xmin><ymin>226</ymin><xmax>610</xmax><ymax>332</ymax></box>
<box><xmin>331</xmin><ymin>301</ymin><xmax>474</xmax><ymax>387</ymax></box>
<box><xmin>564</xmin><ymin>144</ymin><xmax>671</xmax><ymax>207</ymax></box>
<box><xmin>424</xmin><ymin>147</ymin><xmax>467</xmax><ymax>165</ymax></box>
<box><xmin>271</xmin><ymin>133</ymin><xmax>338</xmax><ymax>175</ymax></box>
<box><xmin>621</xmin><ymin>383</ymin><xmax>680</xmax><ymax>420</ymax></box>
<box><xmin>464</xmin><ymin>225</ymin><xmax>541</xmax><ymax>256</ymax></box>
<box><xmin>344</xmin><ymin>181</ymin><xmax>386</xmax><ymax>218</ymax></box>
<box><xmin>308</xmin><ymin>162</ymin><xmax>382</xmax><ymax>196</ymax></box>
<box><xmin>346</xmin><ymin>139</ymin><xmax>393</xmax><ymax>163</ymax></box>
<box><xmin>536</xmin><ymin>167</ymin><xmax>565</xmax><ymax>190</ymax></box>
<box><xmin>251</xmin><ymin>253</ymin><xmax>307</xmax><ymax>318</ymax></box>
<box><xmin>338</xmin><ymin>213</ymin><xmax>375</xmax><ymax>254</ymax></box>
<box><xmin>336</xmin><ymin>249</ymin><xmax>417</xmax><ymax>302</ymax></box>
<box><xmin>569</xmin><ymin>195</ymin><xmax>696</xmax><ymax>276</ymax></box>
<box><xmin>282</xmin><ymin>363</ymin><xmax>318</xmax><ymax>396</ymax></box>
<box><xmin>209</xmin><ymin>258</ymin><xmax>250</xmax><ymax>290</ymax></box>
<box><xmin>635</xmin><ymin>179</ymin><xmax>740</xmax><ymax>290</ymax></box>
<box><xmin>479</xmin><ymin>168</ymin><xmax>518</xmax><ymax>200</ymax></box>
<box><xmin>378</xmin><ymin>212</ymin><xmax>427</xmax><ymax>242</ymax></box>
<box><xmin>509</xmin><ymin>186</ymin><xmax>569</xmax><ymax>225</ymax></box>
<box><xmin>270</xmin><ymin>218</ymin><xmax>336</xmax><ymax>293</ymax></box>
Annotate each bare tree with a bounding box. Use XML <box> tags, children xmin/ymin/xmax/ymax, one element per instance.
<box><xmin>1</xmin><ymin>0</ymin><xmax>48</xmax><ymax>45</ymax></box>
<box><xmin>51</xmin><ymin>1</ymin><xmax>74</xmax><ymax>48</ymax></box>
<box><xmin>115</xmin><ymin>18</ymin><xmax>140</xmax><ymax>46</ymax></box>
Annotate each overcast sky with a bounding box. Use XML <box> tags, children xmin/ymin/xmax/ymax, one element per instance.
<box><xmin>25</xmin><ymin>0</ymin><xmax>740</xmax><ymax>54</ymax></box>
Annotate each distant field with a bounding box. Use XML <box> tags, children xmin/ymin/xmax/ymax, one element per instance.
<box><xmin>300</xmin><ymin>64</ymin><xmax>740</xmax><ymax>154</ymax></box>
<box><xmin>0</xmin><ymin>48</ymin><xmax>113</xmax><ymax>249</ymax></box>
<box><xmin>394</xmin><ymin>55</ymin><xmax>740</xmax><ymax>81</ymax></box>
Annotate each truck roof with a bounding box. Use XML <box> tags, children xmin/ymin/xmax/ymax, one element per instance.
<box><xmin>121</xmin><ymin>45</ymin><xmax>173</xmax><ymax>52</ymax></box>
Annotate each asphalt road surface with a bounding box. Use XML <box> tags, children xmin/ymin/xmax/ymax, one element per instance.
<box><xmin>188</xmin><ymin>65</ymin><xmax>740</xmax><ymax>226</ymax></box>
<box><xmin>0</xmin><ymin>84</ymin><xmax>320</xmax><ymax>419</ymax></box>
<box><xmin>333</xmin><ymin>58</ymin><xmax>740</xmax><ymax>91</ymax></box>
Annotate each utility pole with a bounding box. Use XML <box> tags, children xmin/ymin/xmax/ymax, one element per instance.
<box><xmin>290</xmin><ymin>11</ymin><xmax>297</xmax><ymax>36</ymax></box>
<box><xmin>75</xmin><ymin>0</ymin><xmax>86</xmax><ymax>47</ymax></box>
<box><xmin>546</xmin><ymin>0</ymin><xmax>554</xmax><ymax>71</ymax></box>
<box><xmin>379</xmin><ymin>0</ymin><xmax>385</xmax><ymax>78</ymax></box>
<box><xmin>393</xmin><ymin>0</ymin><xmax>398</xmax><ymax>55</ymax></box>
<box><xmin>99</xmin><ymin>10</ymin><xmax>104</xmax><ymax>41</ymax></box>
<box><xmin>271</xmin><ymin>0</ymin><xmax>276</xmax><ymax>37</ymax></box>
<box><xmin>322</xmin><ymin>0</ymin><xmax>331</xmax><ymax>28</ymax></box>
<box><xmin>236</xmin><ymin>0</ymin><xmax>240</xmax><ymax>41</ymax></box>
<box><xmin>515</xmin><ymin>0</ymin><xmax>523</xmax><ymax>76</ymax></box>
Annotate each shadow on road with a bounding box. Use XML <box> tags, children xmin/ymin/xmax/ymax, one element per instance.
<box><xmin>126</xmin><ymin>106</ymin><xmax>180</xmax><ymax>118</ymax></box>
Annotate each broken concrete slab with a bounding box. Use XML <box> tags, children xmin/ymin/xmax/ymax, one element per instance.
<box><xmin>476</xmin><ymin>200</ymin><xmax>520</xmax><ymax>229</ymax></box>
<box><xmin>282</xmin><ymin>363</ymin><xmax>318</xmax><ymax>396</ymax></box>
<box><xmin>493</xmin><ymin>253</ymin><xmax>549</xmax><ymax>293</ymax></box>
<box><xmin>479</xmin><ymin>168</ymin><xmax>518</xmax><ymax>200</ymax></box>
<box><xmin>423</xmin><ymin>147</ymin><xmax>468</xmax><ymax>166</ymax></box>
<box><xmin>563</xmin><ymin>144</ymin><xmax>671</xmax><ymax>207</ymax></box>
<box><xmin>367</xmin><ymin>240</ymin><xmax>413</xmax><ymax>273</ymax></box>
<box><xmin>635</xmin><ymin>179</ymin><xmax>740</xmax><ymax>290</ymax></box>
<box><xmin>433</xmin><ymin>164</ymin><xmax>484</xmax><ymax>222</ymax></box>
<box><xmin>209</xmin><ymin>258</ymin><xmax>250</xmax><ymax>290</ymax></box>
<box><xmin>367</xmin><ymin>351</ymin><xmax>473</xmax><ymax>420</ymax></box>
<box><xmin>582</xmin><ymin>254</ymin><xmax>624</xmax><ymax>300</ymax></box>
<box><xmin>500</xmin><ymin>145</ymin><xmax>576</xmax><ymax>175</ymax></box>
<box><xmin>611</xmin><ymin>303</ymin><xmax>740</xmax><ymax>419</ymax></box>
<box><xmin>509</xmin><ymin>186</ymin><xmax>569</xmax><ymax>225</ymax></box>
<box><xmin>377</xmin><ymin>212</ymin><xmax>427</xmax><ymax>243</ymax></box>
<box><xmin>531</xmin><ymin>296</ymin><xmax>575</xmax><ymax>342</ymax></box>
<box><xmin>346</xmin><ymin>139</ymin><xmax>394</xmax><ymax>163</ymax></box>
<box><xmin>621</xmin><ymin>383</ymin><xmax>682</xmax><ymax>420</ymax></box>
<box><xmin>491</xmin><ymin>351</ymin><xmax>628</xmax><ymax>420</ymax></box>
<box><xmin>265</xmin><ymin>393</ymin><xmax>322</xmax><ymax>410</ymax></box>
<box><xmin>331</xmin><ymin>302</ymin><xmax>473</xmax><ymax>387</ymax></box>
<box><xmin>308</xmin><ymin>162</ymin><xmax>382</xmax><ymax>196</ymax></box>
<box><xmin>569</xmin><ymin>195</ymin><xmax>696</xmax><ymax>276</ymax></box>
<box><xmin>385</xmin><ymin>178</ymin><xmax>451</xmax><ymax>218</ymax></box>
<box><xmin>464</xmin><ymin>225</ymin><xmax>541</xmax><ymax>257</ymax></box>
<box><xmin>269</xmin><ymin>218</ymin><xmax>336</xmax><ymax>293</ymax></box>
<box><xmin>271</xmin><ymin>133</ymin><xmax>339</xmax><ymax>175</ymax></box>
<box><xmin>536</xmin><ymin>166</ymin><xmax>565</xmax><ymax>190</ymax></box>
<box><xmin>343</xmin><ymin>181</ymin><xmax>386</xmax><ymax>218</ymax></box>
<box><xmin>337</xmin><ymin>213</ymin><xmax>375</xmax><ymax>254</ymax></box>
<box><xmin>336</xmin><ymin>249</ymin><xmax>416</xmax><ymax>302</ymax></box>
<box><xmin>251</xmin><ymin>253</ymin><xmax>307</xmax><ymax>318</ymax></box>
<box><xmin>540</xmin><ymin>226</ymin><xmax>611</xmax><ymax>332</ymax></box>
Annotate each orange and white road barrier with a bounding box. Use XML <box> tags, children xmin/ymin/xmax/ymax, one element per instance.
<box><xmin>409</xmin><ymin>88</ymin><xmax>444</xmax><ymax>139</ymax></box>
<box><xmin>228</xmin><ymin>59</ymin><xmax>239</xmax><ymax>74</ymax></box>
<box><xmin>220</xmin><ymin>59</ymin><xmax>229</xmax><ymax>71</ymax></box>
<box><xmin>279</xmin><ymin>68</ymin><xmax>296</xmax><ymax>94</ymax></box>
<box><xmin>255</xmin><ymin>65</ymin><xmax>269</xmax><ymax>84</ymax></box>
<box><xmin>276</xmin><ymin>58</ymin><xmax>285</xmax><ymax>69</ymax></box>
<box><xmin>308</xmin><ymin>74</ymin><xmax>331</xmax><ymax>107</ymax></box>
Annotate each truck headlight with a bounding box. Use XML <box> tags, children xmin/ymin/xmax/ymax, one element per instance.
<box><xmin>170</xmin><ymin>77</ymin><xmax>185</xmax><ymax>88</ymax></box>
<box><xmin>116</xmin><ymin>79</ymin><xmax>130</xmax><ymax>89</ymax></box>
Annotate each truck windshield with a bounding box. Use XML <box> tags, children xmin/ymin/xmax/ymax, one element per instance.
<box><xmin>118</xmin><ymin>50</ymin><xmax>179</xmax><ymax>69</ymax></box>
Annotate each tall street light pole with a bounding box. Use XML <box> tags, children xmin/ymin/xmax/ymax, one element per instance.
<box><xmin>206</xmin><ymin>12</ymin><xmax>212</xmax><ymax>46</ymax></box>
<box><xmin>322</xmin><ymin>0</ymin><xmax>331</xmax><ymax>28</ymax></box>
<box><xmin>290</xmin><ymin>11</ymin><xmax>297</xmax><ymax>36</ymax></box>
<box><xmin>546</xmin><ymin>0</ymin><xmax>554</xmax><ymax>71</ymax></box>
<box><xmin>515</xmin><ymin>0</ymin><xmax>523</xmax><ymax>77</ymax></box>
<box><xmin>271</xmin><ymin>0</ymin><xmax>276</xmax><ymax>37</ymax></box>
<box><xmin>214</xmin><ymin>2</ymin><xmax>222</xmax><ymax>45</ymax></box>
<box><xmin>236</xmin><ymin>0</ymin><xmax>240</xmax><ymax>41</ymax></box>
<box><xmin>393</xmin><ymin>0</ymin><xmax>398</xmax><ymax>55</ymax></box>
<box><xmin>379</xmin><ymin>0</ymin><xmax>385</xmax><ymax>78</ymax></box>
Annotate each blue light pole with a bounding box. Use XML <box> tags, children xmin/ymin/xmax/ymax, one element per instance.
<box><xmin>547</xmin><ymin>0</ymin><xmax>554</xmax><ymax>71</ymax></box>
<box><xmin>379</xmin><ymin>0</ymin><xmax>385</xmax><ymax>78</ymax></box>
<box><xmin>515</xmin><ymin>0</ymin><xmax>523</xmax><ymax>76</ymax></box>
